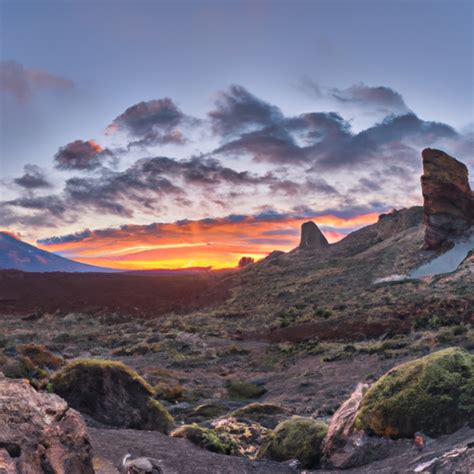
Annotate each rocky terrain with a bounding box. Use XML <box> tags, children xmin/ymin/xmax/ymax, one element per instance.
<box><xmin>0</xmin><ymin>148</ymin><xmax>473</xmax><ymax>473</ymax></box>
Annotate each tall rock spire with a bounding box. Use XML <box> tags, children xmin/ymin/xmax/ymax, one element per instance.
<box><xmin>298</xmin><ymin>221</ymin><xmax>329</xmax><ymax>250</ymax></box>
<box><xmin>421</xmin><ymin>148</ymin><xmax>473</xmax><ymax>250</ymax></box>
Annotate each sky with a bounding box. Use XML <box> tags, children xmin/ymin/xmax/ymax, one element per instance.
<box><xmin>0</xmin><ymin>0</ymin><xmax>473</xmax><ymax>269</ymax></box>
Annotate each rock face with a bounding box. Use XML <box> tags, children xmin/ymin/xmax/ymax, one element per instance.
<box><xmin>0</xmin><ymin>372</ymin><xmax>94</xmax><ymax>473</ymax></box>
<box><xmin>421</xmin><ymin>148</ymin><xmax>474</xmax><ymax>250</ymax></box>
<box><xmin>298</xmin><ymin>221</ymin><xmax>329</xmax><ymax>250</ymax></box>
<box><xmin>51</xmin><ymin>359</ymin><xmax>174</xmax><ymax>433</ymax></box>
<box><xmin>323</xmin><ymin>383</ymin><xmax>389</xmax><ymax>469</ymax></box>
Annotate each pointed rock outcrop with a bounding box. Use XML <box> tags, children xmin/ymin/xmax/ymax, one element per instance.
<box><xmin>298</xmin><ymin>221</ymin><xmax>329</xmax><ymax>250</ymax></box>
<box><xmin>421</xmin><ymin>148</ymin><xmax>473</xmax><ymax>250</ymax></box>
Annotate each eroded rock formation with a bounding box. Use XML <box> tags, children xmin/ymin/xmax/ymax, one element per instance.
<box><xmin>298</xmin><ymin>221</ymin><xmax>329</xmax><ymax>250</ymax></box>
<box><xmin>0</xmin><ymin>373</ymin><xmax>94</xmax><ymax>473</ymax></box>
<box><xmin>421</xmin><ymin>148</ymin><xmax>473</xmax><ymax>250</ymax></box>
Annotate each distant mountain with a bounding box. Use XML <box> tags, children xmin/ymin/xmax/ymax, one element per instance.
<box><xmin>0</xmin><ymin>232</ymin><xmax>116</xmax><ymax>273</ymax></box>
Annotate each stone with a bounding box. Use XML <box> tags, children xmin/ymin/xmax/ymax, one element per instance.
<box><xmin>323</xmin><ymin>383</ymin><xmax>390</xmax><ymax>468</ymax></box>
<box><xmin>421</xmin><ymin>148</ymin><xmax>473</xmax><ymax>250</ymax></box>
<box><xmin>0</xmin><ymin>372</ymin><xmax>94</xmax><ymax>473</ymax></box>
<box><xmin>298</xmin><ymin>221</ymin><xmax>329</xmax><ymax>250</ymax></box>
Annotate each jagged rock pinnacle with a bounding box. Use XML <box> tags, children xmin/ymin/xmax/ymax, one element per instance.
<box><xmin>298</xmin><ymin>221</ymin><xmax>329</xmax><ymax>250</ymax></box>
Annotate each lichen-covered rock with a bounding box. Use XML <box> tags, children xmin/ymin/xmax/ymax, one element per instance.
<box><xmin>51</xmin><ymin>359</ymin><xmax>174</xmax><ymax>433</ymax></box>
<box><xmin>421</xmin><ymin>148</ymin><xmax>474</xmax><ymax>250</ymax></box>
<box><xmin>210</xmin><ymin>416</ymin><xmax>269</xmax><ymax>458</ymax></box>
<box><xmin>356</xmin><ymin>347</ymin><xmax>474</xmax><ymax>438</ymax></box>
<box><xmin>257</xmin><ymin>416</ymin><xmax>328</xmax><ymax>468</ymax></box>
<box><xmin>0</xmin><ymin>372</ymin><xmax>94</xmax><ymax>473</ymax></box>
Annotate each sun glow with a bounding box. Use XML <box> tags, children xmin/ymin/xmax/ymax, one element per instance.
<box><xmin>38</xmin><ymin>212</ymin><xmax>379</xmax><ymax>270</ymax></box>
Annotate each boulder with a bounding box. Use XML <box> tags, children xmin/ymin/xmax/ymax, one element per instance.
<box><xmin>257</xmin><ymin>416</ymin><xmax>328</xmax><ymax>468</ymax></box>
<box><xmin>421</xmin><ymin>148</ymin><xmax>473</xmax><ymax>250</ymax></box>
<box><xmin>324</xmin><ymin>383</ymin><xmax>366</xmax><ymax>460</ymax></box>
<box><xmin>323</xmin><ymin>383</ymin><xmax>390</xmax><ymax>468</ymax></box>
<box><xmin>355</xmin><ymin>347</ymin><xmax>474</xmax><ymax>438</ymax></box>
<box><xmin>298</xmin><ymin>221</ymin><xmax>329</xmax><ymax>250</ymax></box>
<box><xmin>0</xmin><ymin>372</ymin><xmax>94</xmax><ymax>473</ymax></box>
<box><xmin>51</xmin><ymin>359</ymin><xmax>174</xmax><ymax>433</ymax></box>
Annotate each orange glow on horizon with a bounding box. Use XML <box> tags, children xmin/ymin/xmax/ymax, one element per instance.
<box><xmin>37</xmin><ymin>212</ymin><xmax>379</xmax><ymax>270</ymax></box>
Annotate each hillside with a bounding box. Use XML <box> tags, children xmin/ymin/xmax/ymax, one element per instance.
<box><xmin>0</xmin><ymin>232</ymin><xmax>115</xmax><ymax>273</ymax></box>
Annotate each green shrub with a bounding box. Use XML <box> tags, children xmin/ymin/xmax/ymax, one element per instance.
<box><xmin>355</xmin><ymin>347</ymin><xmax>474</xmax><ymax>438</ymax></box>
<box><xmin>171</xmin><ymin>424</ymin><xmax>236</xmax><ymax>454</ymax></box>
<box><xmin>257</xmin><ymin>416</ymin><xmax>328</xmax><ymax>468</ymax></box>
<box><xmin>153</xmin><ymin>381</ymin><xmax>184</xmax><ymax>402</ymax></box>
<box><xmin>17</xmin><ymin>343</ymin><xmax>63</xmax><ymax>369</ymax></box>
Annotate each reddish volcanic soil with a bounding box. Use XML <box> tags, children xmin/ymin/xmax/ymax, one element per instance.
<box><xmin>0</xmin><ymin>270</ymin><xmax>230</xmax><ymax>317</ymax></box>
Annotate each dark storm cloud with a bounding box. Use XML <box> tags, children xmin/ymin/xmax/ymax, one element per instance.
<box><xmin>209</xmin><ymin>85</ymin><xmax>284</xmax><ymax>137</ymax></box>
<box><xmin>212</xmin><ymin>86</ymin><xmax>460</xmax><ymax>169</ymax></box>
<box><xmin>0</xmin><ymin>205</ymin><xmax>61</xmax><ymax>229</ymax></box>
<box><xmin>5</xmin><ymin>155</ymin><xmax>303</xmax><ymax>223</ymax></box>
<box><xmin>63</xmin><ymin>164</ymin><xmax>183</xmax><ymax>217</ymax></box>
<box><xmin>358</xmin><ymin>113</ymin><xmax>457</xmax><ymax>146</ymax></box>
<box><xmin>215</xmin><ymin>128</ymin><xmax>307</xmax><ymax>164</ymax></box>
<box><xmin>134</xmin><ymin>156</ymin><xmax>273</xmax><ymax>186</ymax></box>
<box><xmin>14</xmin><ymin>165</ymin><xmax>52</xmax><ymax>189</ymax></box>
<box><xmin>54</xmin><ymin>139</ymin><xmax>114</xmax><ymax>171</ymax></box>
<box><xmin>0</xmin><ymin>60</ymin><xmax>74</xmax><ymax>102</ymax></box>
<box><xmin>105</xmin><ymin>98</ymin><xmax>197</xmax><ymax>147</ymax></box>
<box><xmin>5</xmin><ymin>195</ymin><xmax>67</xmax><ymax>216</ymax></box>
<box><xmin>330</xmin><ymin>83</ymin><xmax>410</xmax><ymax>114</ymax></box>
<box><xmin>299</xmin><ymin>79</ymin><xmax>410</xmax><ymax>115</ymax></box>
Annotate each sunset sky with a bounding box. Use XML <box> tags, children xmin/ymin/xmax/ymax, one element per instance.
<box><xmin>1</xmin><ymin>0</ymin><xmax>473</xmax><ymax>269</ymax></box>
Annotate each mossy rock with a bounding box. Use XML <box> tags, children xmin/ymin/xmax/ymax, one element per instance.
<box><xmin>226</xmin><ymin>379</ymin><xmax>266</xmax><ymax>400</ymax></box>
<box><xmin>257</xmin><ymin>416</ymin><xmax>328</xmax><ymax>468</ymax></box>
<box><xmin>171</xmin><ymin>424</ymin><xmax>236</xmax><ymax>455</ymax></box>
<box><xmin>355</xmin><ymin>347</ymin><xmax>474</xmax><ymax>438</ymax></box>
<box><xmin>51</xmin><ymin>359</ymin><xmax>174</xmax><ymax>433</ymax></box>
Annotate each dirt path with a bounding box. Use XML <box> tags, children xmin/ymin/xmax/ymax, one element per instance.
<box><xmin>89</xmin><ymin>427</ymin><xmax>296</xmax><ymax>474</ymax></box>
